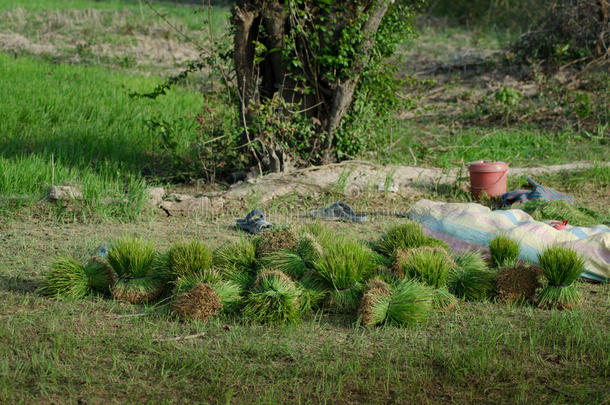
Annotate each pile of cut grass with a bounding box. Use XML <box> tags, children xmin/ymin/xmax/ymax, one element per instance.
<box><xmin>537</xmin><ymin>246</ymin><xmax>584</xmax><ymax>309</ymax></box>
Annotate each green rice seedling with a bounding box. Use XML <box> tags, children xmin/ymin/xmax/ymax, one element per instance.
<box><xmin>211</xmin><ymin>280</ymin><xmax>243</xmax><ymax>313</ymax></box>
<box><xmin>386</xmin><ymin>279</ymin><xmax>433</xmax><ymax>326</ymax></box>
<box><xmin>107</xmin><ymin>237</ymin><xmax>156</xmax><ymax>278</ymax></box>
<box><xmin>448</xmin><ymin>251</ymin><xmax>496</xmax><ymax>300</ymax></box>
<box><xmin>243</xmin><ymin>270</ymin><xmax>301</xmax><ymax>324</ymax></box>
<box><xmin>297</xmin><ymin>277</ymin><xmax>327</xmax><ymax>314</ymax></box>
<box><xmin>260</xmin><ymin>251</ymin><xmax>308</xmax><ymax>279</ymax></box>
<box><xmin>490</xmin><ymin>235</ymin><xmax>520</xmax><ymax>268</ymax></box>
<box><xmin>295</xmin><ymin>232</ymin><xmax>324</xmax><ymax>267</ymax></box>
<box><xmin>312</xmin><ymin>236</ymin><xmax>377</xmax><ymax>313</ymax></box>
<box><xmin>360</xmin><ymin>279</ymin><xmax>432</xmax><ymax>327</ymax></box>
<box><xmin>163</xmin><ymin>240</ymin><xmax>213</xmax><ymax>279</ymax></box>
<box><xmin>214</xmin><ymin>238</ymin><xmax>258</xmax><ymax>278</ymax></box>
<box><xmin>173</xmin><ymin>274</ymin><xmax>241</xmax><ymax>313</ymax></box>
<box><xmin>395</xmin><ymin>246</ymin><xmax>454</xmax><ymax>288</ymax></box>
<box><xmin>431</xmin><ymin>287</ymin><xmax>458</xmax><ymax>310</ymax></box>
<box><xmin>537</xmin><ymin>246</ymin><xmax>584</xmax><ymax>309</ymax></box>
<box><xmin>173</xmin><ymin>270</ymin><xmax>222</xmax><ymax>295</ymax></box>
<box><xmin>84</xmin><ymin>258</ymin><xmax>116</xmax><ymax>295</ymax></box>
<box><xmin>521</xmin><ymin>200</ymin><xmax>600</xmax><ymax>227</ymax></box>
<box><xmin>38</xmin><ymin>257</ymin><xmax>90</xmax><ymax>299</ymax></box>
<box><xmin>111</xmin><ymin>275</ymin><xmax>166</xmax><ymax>304</ymax></box>
<box><xmin>423</xmin><ymin>237</ymin><xmax>450</xmax><ymax>251</ymax></box>
<box><xmin>374</xmin><ymin>221</ymin><xmax>427</xmax><ymax>257</ymax></box>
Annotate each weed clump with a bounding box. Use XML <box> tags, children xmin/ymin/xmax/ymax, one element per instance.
<box><xmin>172</xmin><ymin>283</ymin><xmax>223</xmax><ymax>322</ymax></box>
<box><xmin>490</xmin><ymin>236</ymin><xmax>520</xmax><ymax>268</ymax></box>
<box><xmin>243</xmin><ymin>270</ymin><xmax>301</xmax><ymax>324</ymax></box>
<box><xmin>537</xmin><ymin>246</ymin><xmax>584</xmax><ymax>309</ymax></box>
<box><xmin>496</xmin><ymin>263</ymin><xmax>542</xmax><ymax>303</ymax></box>
<box><xmin>448</xmin><ymin>251</ymin><xmax>496</xmax><ymax>301</ymax></box>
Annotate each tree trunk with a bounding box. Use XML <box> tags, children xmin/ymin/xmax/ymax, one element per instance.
<box><xmin>231</xmin><ymin>0</ymin><xmax>394</xmax><ymax>172</ymax></box>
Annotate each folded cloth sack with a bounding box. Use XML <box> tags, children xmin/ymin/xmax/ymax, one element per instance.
<box><xmin>408</xmin><ymin>199</ymin><xmax>609</xmax><ymax>282</ymax></box>
<box><xmin>236</xmin><ymin>209</ymin><xmax>272</xmax><ymax>234</ymax></box>
<box><xmin>502</xmin><ymin>177</ymin><xmax>575</xmax><ymax>206</ymax></box>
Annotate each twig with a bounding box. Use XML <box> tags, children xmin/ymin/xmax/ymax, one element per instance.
<box><xmin>143</xmin><ymin>0</ymin><xmax>206</xmax><ymax>53</ymax></box>
<box><xmin>154</xmin><ymin>332</ymin><xmax>206</xmax><ymax>343</ymax></box>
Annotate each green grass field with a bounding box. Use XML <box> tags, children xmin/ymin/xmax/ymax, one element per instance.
<box><xmin>0</xmin><ymin>0</ymin><xmax>609</xmax><ymax>403</ymax></box>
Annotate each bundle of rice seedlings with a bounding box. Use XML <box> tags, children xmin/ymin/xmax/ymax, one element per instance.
<box><xmin>536</xmin><ymin>246</ymin><xmax>584</xmax><ymax>310</ymax></box>
<box><xmin>374</xmin><ymin>222</ymin><xmax>428</xmax><ymax>257</ymax></box>
<box><xmin>359</xmin><ymin>279</ymin><xmax>432</xmax><ymax>327</ymax></box>
<box><xmin>173</xmin><ymin>273</ymin><xmax>242</xmax><ymax>312</ymax></box>
<box><xmin>490</xmin><ymin>235</ymin><xmax>520</xmax><ymax>268</ymax></box>
<box><xmin>423</xmin><ymin>237</ymin><xmax>450</xmax><ymax>251</ymax></box>
<box><xmin>172</xmin><ymin>283</ymin><xmax>223</xmax><ymax>322</ymax></box>
<box><xmin>254</xmin><ymin>227</ymin><xmax>297</xmax><ymax>257</ymax></box>
<box><xmin>84</xmin><ymin>258</ymin><xmax>116</xmax><ymax>295</ymax></box>
<box><xmin>107</xmin><ymin>237</ymin><xmax>157</xmax><ymax>278</ymax></box>
<box><xmin>106</xmin><ymin>237</ymin><xmax>165</xmax><ymax>304</ymax></box>
<box><xmin>312</xmin><ymin>236</ymin><xmax>377</xmax><ymax>312</ymax></box>
<box><xmin>111</xmin><ymin>275</ymin><xmax>166</xmax><ymax>304</ymax></box>
<box><xmin>520</xmin><ymin>200</ymin><xmax>599</xmax><ymax>227</ymax></box>
<box><xmin>163</xmin><ymin>240</ymin><xmax>213</xmax><ymax>279</ymax></box>
<box><xmin>259</xmin><ymin>251</ymin><xmax>308</xmax><ymax>279</ymax></box>
<box><xmin>295</xmin><ymin>232</ymin><xmax>324</xmax><ymax>267</ymax></box>
<box><xmin>393</xmin><ymin>246</ymin><xmax>453</xmax><ymax>288</ymax></box>
<box><xmin>38</xmin><ymin>257</ymin><xmax>90</xmax><ymax>299</ymax></box>
<box><xmin>431</xmin><ymin>287</ymin><xmax>458</xmax><ymax>310</ymax></box>
<box><xmin>358</xmin><ymin>277</ymin><xmax>393</xmax><ymax>327</ymax></box>
<box><xmin>243</xmin><ymin>270</ymin><xmax>301</xmax><ymax>324</ymax></box>
<box><xmin>447</xmin><ymin>251</ymin><xmax>496</xmax><ymax>301</ymax></box>
<box><xmin>172</xmin><ymin>270</ymin><xmax>222</xmax><ymax>295</ymax></box>
<box><xmin>496</xmin><ymin>263</ymin><xmax>542</xmax><ymax>303</ymax></box>
<box><xmin>213</xmin><ymin>238</ymin><xmax>258</xmax><ymax>290</ymax></box>
<box><xmin>297</xmin><ymin>277</ymin><xmax>327</xmax><ymax>314</ymax></box>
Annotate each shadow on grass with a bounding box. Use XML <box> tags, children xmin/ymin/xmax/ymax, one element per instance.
<box><xmin>0</xmin><ymin>275</ymin><xmax>40</xmax><ymax>294</ymax></box>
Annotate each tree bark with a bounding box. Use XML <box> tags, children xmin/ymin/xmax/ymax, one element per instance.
<box><xmin>231</xmin><ymin>0</ymin><xmax>394</xmax><ymax>171</ymax></box>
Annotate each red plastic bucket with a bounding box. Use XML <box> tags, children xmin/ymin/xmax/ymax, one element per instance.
<box><xmin>468</xmin><ymin>161</ymin><xmax>508</xmax><ymax>199</ymax></box>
